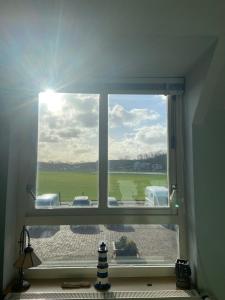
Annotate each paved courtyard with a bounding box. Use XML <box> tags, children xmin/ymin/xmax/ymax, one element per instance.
<box><xmin>30</xmin><ymin>225</ymin><xmax>178</xmax><ymax>266</ymax></box>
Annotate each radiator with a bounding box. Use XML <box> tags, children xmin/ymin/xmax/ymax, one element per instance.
<box><xmin>6</xmin><ymin>290</ymin><xmax>201</xmax><ymax>300</ymax></box>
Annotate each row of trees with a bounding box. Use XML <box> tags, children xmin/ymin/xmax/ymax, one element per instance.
<box><xmin>39</xmin><ymin>152</ymin><xmax>167</xmax><ymax>172</ymax></box>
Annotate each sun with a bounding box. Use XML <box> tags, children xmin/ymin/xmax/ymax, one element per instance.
<box><xmin>39</xmin><ymin>89</ymin><xmax>63</xmax><ymax>113</ymax></box>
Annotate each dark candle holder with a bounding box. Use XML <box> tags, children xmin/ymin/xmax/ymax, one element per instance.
<box><xmin>175</xmin><ymin>259</ymin><xmax>191</xmax><ymax>289</ymax></box>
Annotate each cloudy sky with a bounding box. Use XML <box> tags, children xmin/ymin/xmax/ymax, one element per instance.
<box><xmin>38</xmin><ymin>92</ymin><xmax>167</xmax><ymax>163</ymax></box>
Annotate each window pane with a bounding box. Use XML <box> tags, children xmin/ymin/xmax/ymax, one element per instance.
<box><xmin>29</xmin><ymin>224</ymin><xmax>178</xmax><ymax>267</ymax></box>
<box><xmin>37</xmin><ymin>92</ymin><xmax>99</xmax><ymax>208</ymax></box>
<box><xmin>108</xmin><ymin>95</ymin><xmax>168</xmax><ymax>207</ymax></box>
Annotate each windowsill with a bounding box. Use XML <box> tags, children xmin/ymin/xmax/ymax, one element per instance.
<box><xmin>16</xmin><ymin>277</ymin><xmax>177</xmax><ymax>292</ymax></box>
<box><xmin>26</xmin><ymin>265</ymin><xmax>176</xmax><ymax>279</ymax></box>
<box><xmin>6</xmin><ymin>278</ymin><xmax>201</xmax><ymax>299</ymax></box>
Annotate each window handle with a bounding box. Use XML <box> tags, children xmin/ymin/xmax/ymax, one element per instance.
<box><xmin>169</xmin><ymin>184</ymin><xmax>179</xmax><ymax>208</ymax></box>
<box><xmin>26</xmin><ymin>184</ymin><xmax>36</xmax><ymax>200</ymax></box>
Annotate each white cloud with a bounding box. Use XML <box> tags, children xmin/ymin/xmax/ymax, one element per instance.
<box><xmin>38</xmin><ymin>134</ymin><xmax>98</xmax><ymax>163</ymax></box>
<box><xmin>135</xmin><ymin>125</ymin><xmax>167</xmax><ymax>144</ymax></box>
<box><xmin>38</xmin><ymin>94</ymin><xmax>166</xmax><ymax>163</ymax></box>
<box><xmin>38</xmin><ymin>93</ymin><xmax>99</xmax><ymax>162</ymax></box>
<box><xmin>57</xmin><ymin>128</ymin><xmax>82</xmax><ymax>139</ymax></box>
<box><xmin>109</xmin><ymin>104</ymin><xmax>159</xmax><ymax>128</ymax></box>
<box><xmin>108</xmin><ymin>124</ymin><xmax>167</xmax><ymax>160</ymax></box>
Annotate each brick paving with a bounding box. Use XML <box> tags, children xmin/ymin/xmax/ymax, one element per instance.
<box><xmin>30</xmin><ymin>225</ymin><xmax>178</xmax><ymax>266</ymax></box>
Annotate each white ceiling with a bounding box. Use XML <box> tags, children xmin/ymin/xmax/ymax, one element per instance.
<box><xmin>0</xmin><ymin>0</ymin><xmax>223</xmax><ymax>90</ymax></box>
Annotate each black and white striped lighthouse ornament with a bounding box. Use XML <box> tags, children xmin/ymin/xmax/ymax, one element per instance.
<box><xmin>95</xmin><ymin>242</ymin><xmax>111</xmax><ymax>290</ymax></box>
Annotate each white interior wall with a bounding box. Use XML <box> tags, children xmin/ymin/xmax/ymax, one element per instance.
<box><xmin>183</xmin><ymin>38</ymin><xmax>225</xmax><ymax>300</ymax></box>
<box><xmin>1</xmin><ymin>100</ymin><xmax>25</xmax><ymax>291</ymax></box>
<box><xmin>0</xmin><ymin>101</ymin><xmax>10</xmax><ymax>297</ymax></box>
<box><xmin>0</xmin><ymin>97</ymin><xmax>37</xmax><ymax>291</ymax></box>
<box><xmin>193</xmin><ymin>73</ymin><xmax>225</xmax><ymax>300</ymax></box>
<box><xmin>3</xmin><ymin>114</ymin><xmax>19</xmax><ymax>288</ymax></box>
<box><xmin>183</xmin><ymin>43</ymin><xmax>216</xmax><ymax>274</ymax></box>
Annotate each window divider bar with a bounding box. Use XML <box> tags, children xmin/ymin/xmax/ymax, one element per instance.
<box><xmin>99</xmin><ymin>92</ymin><xmax>108</xmax><ymax>209</ymax></box>
<box><xmin>25</xmin><ymin>207</ymin><xmax>178</xmax><ymax>220</ymax></box>
<box><xmin>25</xmin><ymin>214</ymin><xmax>178</xmax><ymax>226</ymax></box>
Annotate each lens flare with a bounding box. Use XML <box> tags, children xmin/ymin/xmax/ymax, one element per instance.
<box><xmin>39</xmin><ymin>89</ymin><xmax>62</xmax><ymax>113</ymax></box>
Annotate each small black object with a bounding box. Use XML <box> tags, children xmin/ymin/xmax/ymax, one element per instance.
<box><xmin>175</xmin><ymin>259</ymin><xmax>191</xmax><ymax>289</ymax></box>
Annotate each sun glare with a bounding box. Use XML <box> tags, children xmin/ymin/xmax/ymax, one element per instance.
<box><xmin>39</xmin><ymin>89</ymin><xmax>63</xmax><ymax>113</ymax></box>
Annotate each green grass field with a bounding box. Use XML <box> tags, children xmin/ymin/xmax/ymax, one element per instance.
<box><xmin>37</xmin><ymin>171</ymin><xmax>167</xmax><ymax>201</ymax></box>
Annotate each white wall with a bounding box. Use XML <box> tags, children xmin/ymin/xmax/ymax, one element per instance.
<box><xmin>184</xmin><ymin>39</ymin><xmax>225</xmax><ymax>300</ymax></box>
<box><xmin>0</xmin><ymin>100</ymin><xmax>23</xmax><ymax>292</ymax></box>
<box><xmin>0</xmin><ymin>101</ymin><xmax>10</xmax><ymax>297</ymax></box>
<box><xmin>183</xmin><ymin>43</ymin><xmax>215</xmax><ymax>274</ymax></box>
<box><xmin>0</xmin><ymin>97</ymin><xmax>38</xmax><ymax>292</ymax></box>
<box><xmin>3</xmin><ymin>114</ymin><xmax>19</xmax><ymax>288</ymax></box>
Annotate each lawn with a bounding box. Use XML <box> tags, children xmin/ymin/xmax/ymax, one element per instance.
<box><xmin>37</xmin><ymin>171</ymin><xmax>167</xmax><ymax>201</ymax></box>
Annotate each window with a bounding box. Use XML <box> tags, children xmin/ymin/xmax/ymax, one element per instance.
<box><xmin>108</xmin><ymin>94</ymin><xmax>168</xmax><ymax>207</ymax></box>
<box><xmin>36</xmin><ymin>93</ymin><xmax>169</xmax><ymax>209</ymax></box>
<box><xmin>24</xmin><ymin>78</ymin><xmax>186</xmax><ymax>275</ymax></box>
<box><xmin>37</xmin><ymin>92</ymin><xmax>99</xmax><ymax>208</ymax></box>
<box><xmin>29</xmin><ymin>224</ymin><xmax>179</xmax><ymax>268</ymax></box>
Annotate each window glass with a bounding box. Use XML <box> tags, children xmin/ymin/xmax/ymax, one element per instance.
<box><xmin>37</xmin><ymin>92</ymin><xmax>99</xmax><ymax>208</ymax></box>
<box><xmin>28</xmin><ymin>224</ymin><xmax>178</xmax><ymax>267</ymax></box>
<box><xmin>108</xmin><ymin>95</ymin><xmax>168</xmax><ymax>207</ymax></box>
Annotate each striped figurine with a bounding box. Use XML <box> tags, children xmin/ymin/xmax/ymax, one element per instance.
<box><xmin>95</xmin><ymin>241</ymin><xmax>111</xmax><ymax>290</ymax></box>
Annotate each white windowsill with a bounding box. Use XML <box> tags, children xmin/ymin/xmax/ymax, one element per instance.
<box><xmin>15</xmin><ymin>277</ymin><xmax>178</xmax><ymax>292</ymax></box>
<box><xmin>5</xmin><ymin>277</ymin><xmax>201</xmax><ymax>300</ymax></box>
<box><xmin>26</xmin><ymin>265</ymin><xmax>176</xmax><ymax>279</ymax></box>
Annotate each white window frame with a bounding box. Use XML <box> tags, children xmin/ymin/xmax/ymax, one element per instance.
<box><xmin>18</xmin><ymin>78</ymin><xmax>187</xmax><ymax>277</ymax></box>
